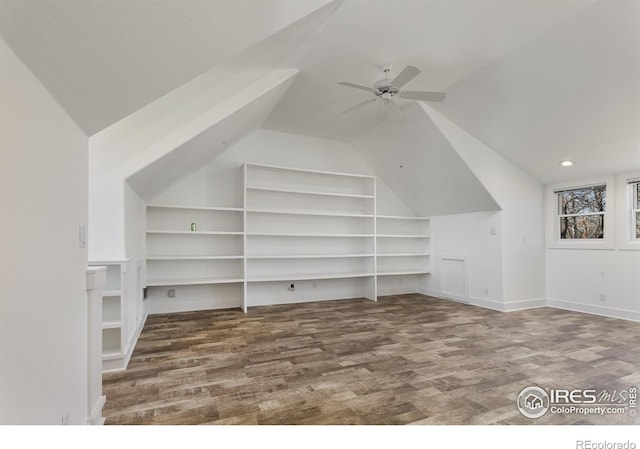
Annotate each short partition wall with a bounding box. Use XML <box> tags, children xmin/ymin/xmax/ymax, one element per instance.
<box><xmin>144</xmin><ymin>163</ymin><xmax>431</xmax><ymax>313</ymax></box>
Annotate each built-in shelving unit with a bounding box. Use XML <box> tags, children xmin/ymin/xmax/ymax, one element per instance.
<box><xmin>145</xmin><ymin>205</ymin><xmax>244</xmax><ymax>313</ymax></box>
<box><xmin>88</xmin><ymin>259</ymin><xmax>145</xmax><ymax>373</ymax></box>
<box><xmin>244</xmin><ymin>163</ymin><xmax>377</xmax><ymax>308</ymax></box>
<box><xmin>376</xmin><ymin>215</ymin><xmax>431</xmax><ymax>296</ymax></box>
<box><xmin>143</xmin><ymin>163</ymin><xmax>431</xmax><ymax>313</ymax></box>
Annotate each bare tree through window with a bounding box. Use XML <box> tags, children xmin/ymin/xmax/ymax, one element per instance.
<box><xmin>557</xmin><ymin>185</ymin><xmax>606</xmax><ymax>239</ymax></box>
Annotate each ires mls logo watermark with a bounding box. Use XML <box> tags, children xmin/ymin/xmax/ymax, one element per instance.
<box><xmin>517</xmin><ymin>385</ymin><xmax>637</xmax><ymax>419</ymax></box>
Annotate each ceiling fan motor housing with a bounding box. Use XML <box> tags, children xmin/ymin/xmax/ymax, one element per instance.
<box><xmin>373</xmin><ymin>78</ymin><xmax>399</xmax><ymax>95</ymax></box>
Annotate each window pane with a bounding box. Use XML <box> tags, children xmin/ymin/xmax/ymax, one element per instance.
<box><xmin>636</xmin><ymin>183</ymin><xmax>640</xmax><ymax>209</ymax></box>
<box><xmin>560</xmin><ymin>214</ymin><xmax>604</xmax><ymax>239</ymax></box>
<box><xmin>636</xmin><ymin>212</ymin><xmax>640</xmax><ymax>239</ymax></box>
<box><xmin>558</xmin><ymin>185</ymin><xmax>606</xmax><ymax>215</ymax></box>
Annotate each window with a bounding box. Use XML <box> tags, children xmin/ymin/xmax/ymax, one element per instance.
<box><xmin>546</xmin><ymin>177</ymin><xmax>613</xmax><ymax>249</ymax></box>
<box><xmin>556</xmin><ymin>184</ymin><xmax>606</xmax><ymax>239</ymax></box>
<box><xmin>631</xmin><ymin>180</ymin><xmax>640</xmax><ymax>240</ymax></box>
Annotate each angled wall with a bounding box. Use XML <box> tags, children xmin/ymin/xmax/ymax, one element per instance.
<box><xmin>89</xmin><ymin>69</ymin><xmax>298</xmax><ymax>260</ymax></box>
<box><xmin>0</xmin><ymin>36</ymin><xmax>88</xmax><ymax>424</ymax></box>
<box><xmin>423</xmin><ymin>104</ymin><xmax>546</xmax><ymax>307</ymax></box>
<box><xmin>351</xmin><ymin>102</ymin><xmax>500</xmax><ymax>217</ymax></box>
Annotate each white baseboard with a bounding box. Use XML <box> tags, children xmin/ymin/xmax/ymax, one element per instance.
<box><xmin>468</xmin><ymin>296</ymin><xmax>505</xmax><ymax>311</ymax></box>
<box><xmin>468</xmin><ymin>297</ymin><xmax>547</xmax><ymax>312</ymax></box>
<box><xmin>418</xmin><ymin>288</ymin><xmax>440</xmax><ymax>298</ymax></box>
<box><xmin>146</xmin><ymin>298</ymin><xmax>241</xmax><ymax>315</ymax></box>
<box><xmin>247</xmin><ymin>291</ymin><xmax>364</xmax><ymax>308</ymax></box>
<box><xmin>377</xmin><ymin>287</ymin><xmax>421</xmax><ymax>297</ymax></box>
<box><xmin>547</xmin><ymin>298</ymin><xmax>640</xmax><ymax>322</ymax></box>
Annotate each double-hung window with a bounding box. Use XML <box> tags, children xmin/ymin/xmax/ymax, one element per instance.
<box><xmin>556</xmin><ymin>184</ymin><xmax>606</xmax><ymax>240</ymax></box>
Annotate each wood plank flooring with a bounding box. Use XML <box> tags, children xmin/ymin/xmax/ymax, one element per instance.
<box><xmin>102</xmin><ymin>294</ymin><xmax>640</xmax><ymax>425</ymax></box>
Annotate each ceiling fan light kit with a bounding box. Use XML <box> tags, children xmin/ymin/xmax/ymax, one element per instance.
<box><xmin>338</xmin><ymin>64</ymin><xmax>446</xmax><ymax>119</ymax></box>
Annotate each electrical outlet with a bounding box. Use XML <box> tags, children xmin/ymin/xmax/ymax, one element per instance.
<box><xmin>484</xmin><ymin>287</ymin><xmax>489</xmax><ymax>296</ymax></box>
<box><xmin>168</xmin><ymin>289</ymin><xmax>176</xmax><ymax>298</ymax></box>
<box><xmin>490</xmin><ymin>227</ymin><xmax>497</xmax><ymax>236</ymax></box>
<box><xmin>61</xmin><ymin>412</ymin><xmax>70</xmax><ymax>425</ymax></box>
<box><xmin>599</xmin><ymin>293</ymin><xmax>607</xmax><ymax>302</ymax></box>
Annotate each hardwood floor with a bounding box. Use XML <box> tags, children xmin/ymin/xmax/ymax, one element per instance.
<box><xmin>102</xmin><ymin>294</ymin><xmax>640</xmax><ymax>425</ymax></box>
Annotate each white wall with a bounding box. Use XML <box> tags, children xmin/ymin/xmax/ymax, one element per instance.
<box><xmin>424</xmin><ymin>104</ymin><xmax>546</xmax><ymax>305</ymax></box>
<box><xmin>351</xmin><ymin>102</ymin><xmax>500</xmax><ymax>217</ymax></box>
<box><xmin>425</xmin><ymin>211</ymin><xmax>504</xmax><ymax>307</ymax></box>
<box><xmin>0</xmin><ymin>36</ymin><xmax>88</xmax><ymax>424</ymax></box>
<box><xmin>546</xmin><ymin>173</ymin><xmax>640</xmax><ymax>321</ymax></box>
<box><xmin>152</xmin><ymin>128</ymin><xmax>412</xmax><ymax>215</ymax></box>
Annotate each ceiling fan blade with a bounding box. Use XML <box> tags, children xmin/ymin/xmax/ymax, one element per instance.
<box><xmin>341</xmin><ymin>98</ymin><xmax>376</xmax><ymax>114</ymax></box>
<box><xmin>401</xmin><ymin>90</ymin><xmax>446</xmax><ymax>102</ymax></box>
<box><xmin>385</xmin><ymin>101</ymin><xmax>402</xmax><ymax>120</ymax></box>
<box><xmin>391</xmin><ymin>65</ymin><xmax>421</xmax><ymax>88</ymax></box>
<box><xmin>337</xmin><ymin>81</ymin><xmax>379</xmax><ymax>95</ymax></box>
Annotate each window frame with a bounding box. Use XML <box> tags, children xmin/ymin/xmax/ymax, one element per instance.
<box><xmin>629</xmin><ymin>179</ymin><xmax>640</xmax><ymax>242</ymax></box>
<box><xmin>546</xmin><ymin>177</ymin><xmax>614</xmax><ymax>250</ymax></box>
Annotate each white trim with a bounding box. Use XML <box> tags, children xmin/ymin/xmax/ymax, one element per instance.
<box><xmin>468</xmin><ymin>296</ymin><xmax>547</xmax><ymax>312</ymax></box>
<box><xmin>437</xmin><ymin>294</ymin><xmax>638</xmax><ymax>322</ymax></box>
<box><xmin>629</xmin><ymin>179</ymin><xmax>639</xmax><ymax>242</ymax></box>
<box><xmin>419</xmin><ymin>287</ymin><xmax>440</xmax><ymax>298</ymax></box>
<box><xmin>87</xmin><ymin>395</ymin><xmax>106</xmax><ymax>425</ymax></box>
<box><xmin>615</xmin><ymin>172</ymin><xmax>640</xmax><ymax>250</ymax></box>
<box><xmin>245</xmin><ymin>162</ymin><xmax>375</xmax><ymax>180</ymax></box>
<box><xmin>146</xmin><ymin>298</ymin><xmax>241</xmax><ymax>315</ymax></box>
<box><xmin>547</xmin><ymin>298</ymin><xmax>640</xmax><ymax>322</ymax></box>
<box><xmin>376</xmin><ymin>286</ymin><xmax>422</xmax><ymax>296</ymax></box>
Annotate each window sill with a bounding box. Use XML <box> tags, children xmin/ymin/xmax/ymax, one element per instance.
<box><xmin>548</xmin><ymin>240</ymin><xmax>614</xmax><ymax>250</ymax></box>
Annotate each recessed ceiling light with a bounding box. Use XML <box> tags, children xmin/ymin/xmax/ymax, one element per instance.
<box><xmin>560</xmin><ymin>160</ymin><xmax>574</xmax><ymax>167</ymax></box>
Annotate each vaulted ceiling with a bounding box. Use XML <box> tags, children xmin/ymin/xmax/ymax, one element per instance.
<box><xmin>1</xmin><ymin>0</ymin><xmax>638</xmax><ymax>186</ymax></box>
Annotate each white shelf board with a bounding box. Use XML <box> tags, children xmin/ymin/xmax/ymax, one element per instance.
<box><xmin>89</xmin><ymin>259</ymin><xmax>130</xmax><ymax>264</ymax></box>
<box><xmin>377</xmin><ymin>270</ymin><xmax>430</xmax><ymax>276</ymax></box>
<box><xmin>246</xmin><ymin>232</ymin><xmax>374</xmax><ymax>238</ymax></box>
<box><xmin>246</xmin><ymin>208</ymin><xmax>373</xmax><ymax>218</ymax></box>
<box><xmin>147</xmin><ymin>255</ymin><xmax>244</xmax><ymax>260</ymax></box>
<box><xmin>102</xmin><ymin>290</ymin><xmax>121</xmax><ymax>297</ymax></box>
<box><xmin>247</xmin><ymin>254</ymin><xmax>374</xmax><ymax>259</ymax></box>
<box><xmin>102</xmin><ymin>320</ymin><xmax>122</xmax><ymax>330</ymax></box>
<box><xmin>146</xmin><ymin>230</ymin><xmax>243</xmax><ymax>235</ymax></box>
<box><xmin>376</xmin><ymin>215</ymin><xmax>430</xmax><ymax>220</ymax></box>
<box><xmin>377</xmin><ymin>253</ymin><xmax>430</xmax><ymax>257</ymax></box>
<box><xmin>146</xmin><ymin>277</ymin><xmax>244</xmax><ymax>286</ymax></box>
<box><xmin>147</xmin><ymin>204</ymin><xmax>243</xmax><ymax>212</ymax></box>
<box><xmin>376</xmin><ymin>234</ymin><xmax>430</xmax><ymax>238</ymax></box>
<box><xmin>245</xmin><ymin>162</ymin><xmax>375</xmax><ymax>180</ymax></box>
<box><xmin>246</xmin><ymin>185</ymin><xmax>374</xmax><ymax>199</ymax></box>
<box><xmin>247</xmin><ymin>272</ymin><xmax>375</xmax><ymax>282</ymax></box>
<box><xmin>102</xmin><ymin>350</ymin><xmax>123</xmax><ymax>361</ymax></box>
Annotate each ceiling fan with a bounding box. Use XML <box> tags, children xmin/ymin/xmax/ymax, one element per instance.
<box><xmin>338</xmin><ymin>64</ymin><xmax>446</xmax><ymax>120</ymax></box>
